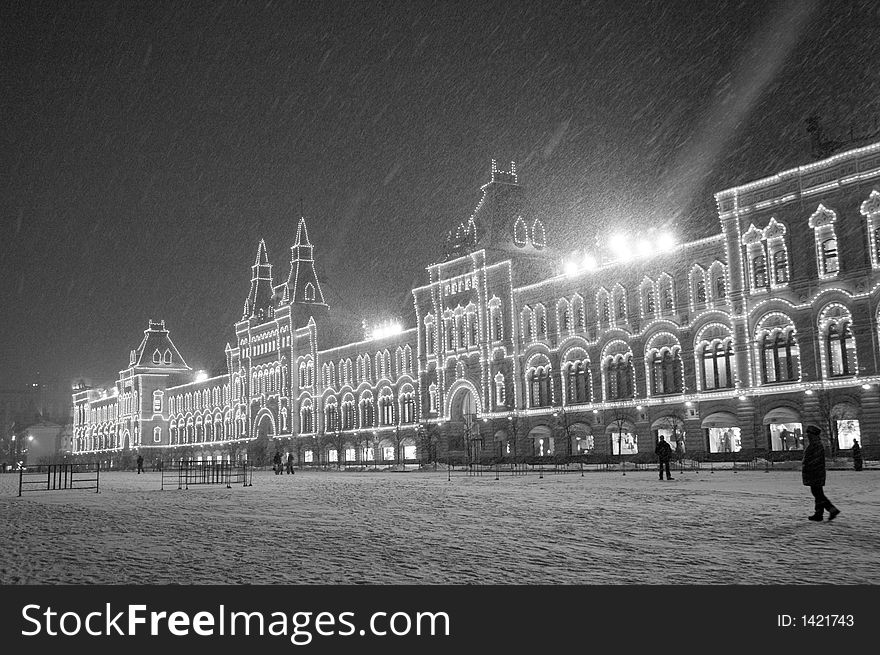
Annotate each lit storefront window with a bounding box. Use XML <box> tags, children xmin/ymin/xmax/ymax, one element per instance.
<box><xmin>611</xmin><ymin>430</ymin><xmax>638</xmax><ymax>455</ymax></box>
<box><xmin>769</xmin><ymin>422</ymin><xmax>803</xmax><ymax>451</ymax></box>
<box><xmin>707</xmin><ymin>427</ymin><xmax>741</xmax><ymax>453</ymax></box>
<box><xmin>836</xmin><ymin>419</ymin><xmax>860</xmax><ymax>450</ymax></box>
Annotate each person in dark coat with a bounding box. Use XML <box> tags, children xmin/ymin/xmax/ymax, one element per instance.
<box><xmin>802</xmin><ymin>425</ymin><xmax>840</xmax><ymax>521</ymax></box>
<box><xmin>272</xmin><ymin>451</ymin><xmax>282</xmax><ymax>475</ymax></box>
<box><xmin>286</xmin><ymin>452</ymin><xmax>295</xmax><ymax>474</ymax></box>
<box><xmin>851</xmin><ymin>439</ymin><xmax>863</xmax><ymax>472</ymax></box>
<box><xmin>655</xmin><ymin>435</ymin><xmax>674</xmax><ymax>480</ymax></box>
<box><xmin>136</xmin><ymin>454</ymin><xmax>144</xmax><ymax>474</ymax></box>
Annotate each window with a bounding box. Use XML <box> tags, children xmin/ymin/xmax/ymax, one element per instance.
<box><xmin>528</xmin><ymin>367</ymin><xmax>552</xmax><ymax>407</ymax></box>
<box><xmin>153</xmin><ymin>349</ymin><xmax>161</xmax><ymax>364</ymax></box>
<box><xmin>360</xmin><ymin>399</ymin><xmax>375</xmax><ymax>428</ymax></box>
<box><xmin>695</xmin><ymin>279</ymin><xmax>707</xmax><ymax>305</ymax></box>
<box><xmin>643</xmin><ymin>286</ymin><xmax>655</xmax><ymax>316</ymax></box>
<box><xmin>300</xmin><ymin>407</ymin><xmax>313</xmax><ymax>433</ymax></box>
<box><xmin>492</xmin><ymin>307</ymin><xmax>503</xmax><ymax>341</ymax></box>
<box><xmin>429</xmin><ymin>383</ymin><xmax>439</xmax><ymax>413</ymax></box>
<box><xmin>714</xmin><ymin>275</ymin><xmax>725</xmax><ymax>299</ymax></box>
<box><xmin>153</xmin><ymin>427</ymin><xmax>161</xmax><ymax>443</ymax></box>
<box><xmin>379</xmin><ymin>394</ymin><xmax>395</xmax><ymax>425</ymax></box>
<box><xmin>494</xmin><ymin>373</ymin><xmax>506</xmax><ymax>407</ymax></box>
<box><xmin>566</xmin><ymin>361</ymin><xmax>590</xmax><ymax>404</ymax></box>
<box><xmin>304</xmin><ymin>282</ymin><xmax>315</xmax><ymax>301</ymax></box>
<box><xmin>400</xmin><ymin>393</ymin><xmax>415</xmax><ymax>423</ymax></box>
<box><xmin>752</xmin><ymin>252</ymin><xmax>768</xmax><ymax>288</ymax></box>
<box><xmin>701</xmin><ymin>340</ymin><xmax>733</xmax><ymax>390</ymax></box>
<box><xmin>760</xmin><ymin>329</ymin><xmax>798</xmax><ymax>383</ymax></box>
<box><xmin>650</xmin><ymin>349</ymin><xmax>682</xmax><ymax>395</ymax></box>
<box><xmin>341</xmin><ymin>401</ymin><xmax>355</xmax><ymax>430</ymax></box>
<box><xmin>809</xmin><ymin>204</ymin><xmax>839</xmax><ymax>278</ymax></box>
<box><xmin>605</xmin><ymin>356</ymin><xmax>633</xmax><ymax>400</ymax></box>
<box><xmin>164</xmin><ymin>349</ymin><xmax>171</xmax><ymax>364</ymax></box>
<box><xmin>153</xmin><ymin>390</ymin><xmax>163</xmax><ymax>413</ymax></box>
<box><xmin>326</xmin><ymin>403</ymin><xmax>339</xmax><ymax>432</ymax></box>
<box><xmin>820</xmin><ymin>238</ymin><xmax>838</xmax><ymax>275</ymax></box>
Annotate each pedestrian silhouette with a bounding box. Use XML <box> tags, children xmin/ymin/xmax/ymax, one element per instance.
<box><xmin>136</xmin><ymin>454</ymin><xmax>144</xmax><ymax>474</ymax></box>
<box><xmin>655</xmin><ymin>435</ymin><xmax>674</xmax><ymax>480</ymax></box>
<box><xmin>802</xmin><ymin>425</ymin><xmax>840</xmax><ymax>522</ymax></box>
<box><xmin>286</xmin><ymin>452</ymin><xmax>295</xmax><ymax>474</ymax></box>
<box><xmin>851</xmin><ymin>439</ymin><xmax>863</xmax><ymax>472</ymax></box>
<box><xmin>273</xmin><ymin>451</ymin><xmax>282</xmax><ymax>475</ymax></box>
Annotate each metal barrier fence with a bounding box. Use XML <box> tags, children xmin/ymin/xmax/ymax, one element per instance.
<box><xmin>18</xmin><ymin>463</ymin><xmax>100</xmax><ymax>496</ymax></box>
<box><xmin>161</xmin><ymin>460</ymin><xmax>253</xmax><ymax>490</ymax></box>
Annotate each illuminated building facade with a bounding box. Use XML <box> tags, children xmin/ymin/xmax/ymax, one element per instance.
<box><xmin>73</xmin><ymin>142</ymin><xmax>880</xmax><ymax>464</ymax></box>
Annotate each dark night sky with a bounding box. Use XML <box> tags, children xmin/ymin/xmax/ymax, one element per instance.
<box><xmin>2</xmin><ymin>0</ymin><xmax>879</xmax><ymax>389</ymax></box>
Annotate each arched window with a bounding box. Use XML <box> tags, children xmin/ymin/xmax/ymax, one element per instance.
<box><xmin>573</xmin><ymin>295</ymin><xmax>586</xmax><ymax>331</ymax></box>
<box><xmin>492</xmin><ymin>306</ymin><xmax>503</xmax><ymax>341</ymax></box>
<box><xmin>650</xmin><ymin>348</ymin><xmax>682</xmax><ymax>395</ymax></box>
<box><xmin>695</xmin><ymin>279</ymin><xmax>707</xmax><ymax>305</ymax></box>
<box><xmin>424</xmin><ymin>315</ymin><xmax>435</xmax><ymax>355</ymax></box>
<box><xmin>714</xmin><ymin>274</ymin><xmax>726</xmax><ymax>299</ymax></box>
<box><xmin>597</xmin><ymin>291</ymin><xmax>610</xmax><ymax>325</ymax></box>
<box><xmin>700</xmin><ymin>339</ymin><xmax>734</xmax><ymax>390</ymax></box>
<box><xmin>379</xmin><ymin>393</ymin><xmax>395</xmax><ymax>426</ymax></box>
<box><xmin>528</xmin><ymin>367</ymin><xmax>552</xmax><ymax>407</ymax></box>
<box><xmin>468</xmin><ymin>308</ymin><xmax>478</xmax><ymax>345</ymax></box>
<box><xmin>758</xmin><ymin>321</ymin><xmax>799</xmax><ymax>384</ymax></box>
<box><xmin>752</xmin><ymin>252</ymin><xmax>768</xmax><ymax>288</ymax></box>
<box><xmin>809</xmin><ymin>204</ymin><xmax>839</xmax><ymax>278</ymax></box>
<box><xmin>513</xmin><ymin>217</ymin><xmax>528</xmax><ymax>247</ymax></box>
<box><xmin>360</xmin><ymin>397</ymin><xmax>375</xmax><ymax>428</ymax></box>
<box><xmin>535</xmin><ymin>305</ymin><xmax>547</xmax><ymax>338</ymax></box>
<box><xmin>605</xmin><ymin>355</ymin><xmax>633</xmax><ymax>400</ymax></box>
<box><xmin>429</xmin><ymin>383</ymin><xmax>439</xmax><ymax>413</ymax></box>
<box><xmin>820</xmin><ymin>238</ymin><xmax>838</xmax><ymax>275</ymax></box>
<box><xmin>566</xmin><ymin>361</ymin><xmax>590</xmax><ymax>404</ymax></box>
<box><xmin>643</xmin><ymin>285</ymin><xmax>655</xmax><ymax>317</ymax></box>
<box><xmin>531</xmin><ymin>219</ymin><xmax>546</xmax><ymax>249</ymax></box>
<box><xmin>300</xmin><ymin>406</ymin><xmax>314</xmax><ymax>434</ymax></box>
<box><xmin>153</xmin><ymin>349</ymin><xmax>161</xmax><ymax>364</ymax></box>
<box><xmin>820</xmin><ymin>306</ymin><xmax>857</xmax><ymax>378</ymax></box>
<box><xmin>399</xmin><ymin>391</ymin><xmax>416</xmax><ymax>424</ymax></box>
<box><xmin>521</xmin><ymin>307</ymin><xmax>533</xmax><ymax>342</ymax></box>
<box><xmin>304</xmin><ymin>282</ymin><xmax>315</xmax><ymax>301</ymax></box>
<box><xmin>164</xmin><ymin>349</ymin><xmax>172</xmax><ymax>364</ymax></box>
<box><xmin>341</xmin><ymin>400</ymin><xmax>355</xmax><ymax>430</ymax></box>
<box><xmin>494</xmin><ymin>372</ymin><xmax>506</xmax><ymax>407</ymax></box>
<box><xmin>325</xmin><ymin>402</ymin><xmax>339</xmax><ymax>432</ymax></box>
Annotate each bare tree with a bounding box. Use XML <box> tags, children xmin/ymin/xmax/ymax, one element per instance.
<box><xmin>608</xmin><ymin>408</ymin><xmax>638</xmax><ymax>472</ymax></box>
<box><xmin>417</xmin><ymin>422</ymin><xmax>441</xmax><ymax>469</ymax></box>
<box><xmin>653</xmin><ymin>410</ymin><xmax>687</xmax><ymax>461</ymax></box>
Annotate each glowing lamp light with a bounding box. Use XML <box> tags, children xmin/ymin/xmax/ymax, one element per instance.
<box><xmin>635</xmin><ymin>405</ymin><xmax>643</xmax><ymax>411</ymax></box>
<box><xmin>195</xmin><ymin>371</ymin><xmax>209</xmax><ymax>383</ymax></box>
<box><xmin>657</xmin><ymin>233</ymin><xmax>676</xmax><ymax>251</ymax></box>
<box><xmin>563</xmin><ymin>260</ymin><xmax>580</xmax><ymax>278</ymax></box>
<box><xmin>592</xmin><ymin>409</ymin><xmax>599</xmax><ymax>414</ymax></box>
<box><xmin>804</xmin><ymin>389</ymin><xmax>814</xmax><ymax>395</ymax></box>
<box><xmin>738</xmin><ymin>395</ymin><xmax>747</xmax><ymax>401</ymax></box>
<box><xmin>369</xmin><ymin>321</ymin><xmax>403</xmax><ymax>340</ymax></box>
<box><xmin>582</xmin><ymin>254</ymin><xmax>598</xmax><ymax>271</ymax></box>
<box><xmin>861</xmin><ymin>383</ymin><xmax>872</xmax><ymax>390</ymax></box>
<box><xmin>685</xmin><ymin>401</ymin><xmax>693</xmax><ymax>407</ymax></box>
<box><xmin>609</xmin><ymin>233</ymin><xmax>630</xmax><ymax>261</ymax></box>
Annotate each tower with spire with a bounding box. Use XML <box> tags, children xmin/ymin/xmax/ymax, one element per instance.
<box><xmin>283</xmin><ymin>217</ymin><xmax>326</xmax><ymax>306</ymax></box>
<box><xmin>242</xmin><ymin>239</ymin><xmax>276</xmax><ymax>322</ymax></box>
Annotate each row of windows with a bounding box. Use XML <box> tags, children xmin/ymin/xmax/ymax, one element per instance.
<box><xmin>303</xmin><ymin>393</ymin><xmax>418</xmax><ymax>433</ymax></box>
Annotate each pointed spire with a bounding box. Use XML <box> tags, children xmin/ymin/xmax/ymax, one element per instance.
<box><xmin>294</xmin><ymin>217</ymin><xmax>312</xmax><ymax>246</ymax></box>
<box><xmin>254</xmin><ymin>238</ymin><xmax>269</xmax><ymax>266</ymax></box>
<box><xmin>243</xmin><ymin>239</ymin><xmax>275</xmax><ymax>321</ymax></box>
<box><xmin>285</xmin><ymin>215</ymin><xmax>326</xmax><ymax>307</ymax></box>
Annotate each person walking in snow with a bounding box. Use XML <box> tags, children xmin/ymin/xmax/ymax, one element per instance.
<box><xmin>802</xmin><ymin>425</ymin><xmax>840</xmax><ymax>522</ymax></box>
<box><xmin>851</xmin><ymin>438</ymin><xmax>863</xmax><ymax>471</ymax></box>
<box><xmin>273</xmin><ymin>451</ymin><xmax>282</xmax><ymax>475</ymax></box>
<box><xmin>655</xmin><ymin>435</ymin><xmax>674</xmax><ymax>481</ymax></box>
<box><xmin>286</xmin><ymin>452</ymin><xmax>295</xmax><ymax>474</ymax></box>
<box><xmin>136</xmin><ymin>454</ymin><xmax>144</xmax><ymax>474</ymax></box>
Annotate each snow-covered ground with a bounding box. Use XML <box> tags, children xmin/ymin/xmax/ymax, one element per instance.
<box><xmin>1</xmin><ymin>467</ymin><xmax>877</xmax><ymax>584</ymax></box>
